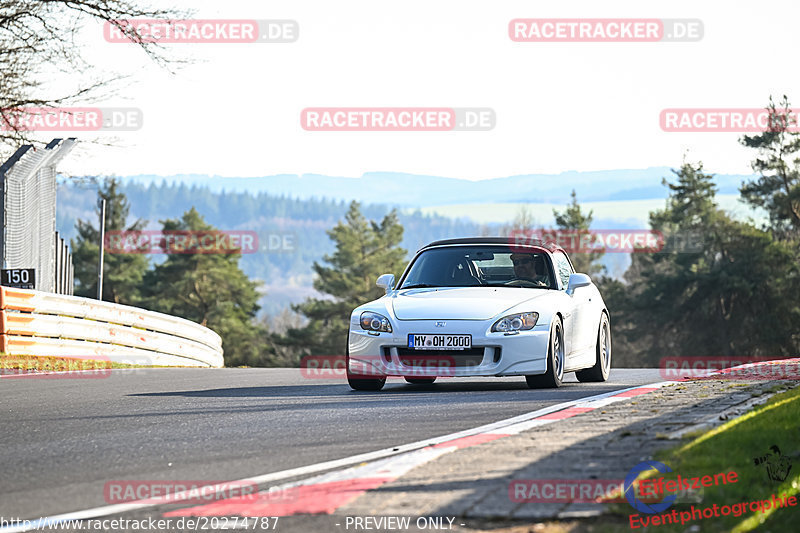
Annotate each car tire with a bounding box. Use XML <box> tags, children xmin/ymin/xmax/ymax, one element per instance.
<box><xmin>346</xmin><ymin>344</ymin><xmax>386</xmax><ymax>391</ymax></box>
<box><xmin>576</xmin><ymin>312</ymin><xmax>611</xmax><ymax>383</ymax></box>
<box><xmin>526</xmin><ymin>317</ymin><xmax>564</xmax><ymax>389</ymax></box>
<box><xmin>404</xmin><ymin>377</ymin><xmax>436</xmax><ymax>385</ymax></box>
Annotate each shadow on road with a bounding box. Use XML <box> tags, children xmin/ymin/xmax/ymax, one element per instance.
<box><xmin>129</xmin><ymin>379</ymin><xmax>621</xmax><ymax>398</ymax></box>
<box><xmin>361</xmin><ymin>387</ymin><xmax>763</xmax><ymax>527</ymax></box>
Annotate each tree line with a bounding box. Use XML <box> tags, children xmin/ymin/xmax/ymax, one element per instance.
<box><xmin>604</xmin><ymin>96</ymin><xmax>800</xmax><ymax>364</ymax></box>
<box><xmin>73</xmin><ymin>96</ymin><xmax>800</xmax><ymax>367</ymax></box>
<box><xmin>72</xmin><ymin>186</ymin><xmax>264</xmax><ymax>366</ymax></box>
<box><xmin>524</xmin><ymin>97</ymin><xmax>799</xmax><ymax>364</ymax></box>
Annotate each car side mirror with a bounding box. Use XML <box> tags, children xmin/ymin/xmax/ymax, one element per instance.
<box><xmin>376</xmin><ymin>273</ymin><xmax>395</xmax><ymax>294</ymax></box>
<box><xmin>566</xmin><ymin>273</ymin><xmax>591</xmax><ymax>295</ymax></box>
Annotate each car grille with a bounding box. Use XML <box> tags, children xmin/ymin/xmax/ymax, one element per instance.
<box><xmin>396</xmin><ymin>347</ymin><xmax>485</xmax><ymax>368</ymax></box>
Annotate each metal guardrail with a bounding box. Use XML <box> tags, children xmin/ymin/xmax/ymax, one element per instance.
<box><xmin>0</xmin><ymin>287</ymin><xmax>223</xmax><ymax>368</ymax></box>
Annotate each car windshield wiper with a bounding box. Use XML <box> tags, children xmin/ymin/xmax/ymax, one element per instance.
<box><xmin>400</xmin><ymin>283</ymin><xmax>441</xmax><ymax>289</ymax></box>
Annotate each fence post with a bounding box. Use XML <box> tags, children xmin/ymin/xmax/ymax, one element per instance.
<box><xmin>97</xmin><ymin>198</ymin><xmax>106</xmax><ymax>300</ymax></box>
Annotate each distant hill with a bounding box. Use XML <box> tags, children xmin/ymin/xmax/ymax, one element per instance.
<box><xmin>57</xmin><ymin>169</ymin><xmax>759</xmax><ymax>316</ymax></box>
<box><xmin>116</xmin><ymin>167</ymin><xmax>755</xmax><ymax>207</ymax></box>
<box><xmin>57</xmin><ymin>181</ymin><xmax>493</xmax><ymax>315</ymax></box>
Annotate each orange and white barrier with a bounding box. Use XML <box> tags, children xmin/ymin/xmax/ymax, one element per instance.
<box><xmin>0</xmin><ymin>287</ymin><xmax>223</xmax><ymax>367</ymax></box>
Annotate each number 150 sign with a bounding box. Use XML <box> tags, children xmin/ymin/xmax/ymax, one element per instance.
<box><xmin>1</xmin><ymin>268</ymin><xmax>35</xmax><ymax>289</ymax></box>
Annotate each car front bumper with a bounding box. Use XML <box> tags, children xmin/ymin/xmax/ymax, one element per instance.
<box><xmin>348</xmin><ymin>318</ymin><xmax>551</xmax><ymax>377</ymax></box>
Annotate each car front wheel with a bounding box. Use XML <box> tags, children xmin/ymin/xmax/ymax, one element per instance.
<box><xmin>346</xmin><ymin>345</ymin><xmax>386</xmax><ymax>391</ymax></box>
<box><xmin>525</xmin><ymin>317</ymin><xmax>565</xmax><ymax>389</ymax></box>
<box><xmin>576</xmin><ymin>312</ymin><xmax>611</xmax><ymax>383</ymax></box>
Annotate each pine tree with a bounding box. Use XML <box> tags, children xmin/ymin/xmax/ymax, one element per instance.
<box><xmin>142</xmin><ymin>208</ymin><xmax>267</xmax><ymax>366</ymax></box>
<box><xmin>739</xmin><ymin>95</ymin><xmax>800</xmax><ymax>238</ymax></box>
<box><xmin>70</xmin><ymin>178</ymin><xmax>149</xmax><ymax>304</ymax></box>
<box><xmin>613</xmin><ymin>162</ymin><xmax>800</xmax><ymax>364</ymax></box>
<box><xmin>553</xmin><ymin>190</ymin><xmax>605</xmax><ymax>276</ymax></box>
<box><xmin>285</xmin><ymin>201</ymin><xmax>407</xmax><ymax>355</ymax></box>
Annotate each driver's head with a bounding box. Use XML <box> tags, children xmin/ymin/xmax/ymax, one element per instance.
<box><xmin>510</xmin><ymin>253</ymin><xmax>537</xmax><ymax>278</ymax></box>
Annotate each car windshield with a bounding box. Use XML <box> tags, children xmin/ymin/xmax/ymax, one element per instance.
<box><xmin>399</xmin><ymin>246</ymin><xmax>556</xmax><ymax>289</ymax></box>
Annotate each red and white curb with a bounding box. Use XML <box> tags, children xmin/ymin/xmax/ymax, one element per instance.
<box><xmin>4</xmin><ymin>363</ymin><xmax>794</xmax><ymax>532</ymax></box>
<box><xmin>164</xmin><ymin>383</ymin><xmax>672</xmax><ymax>518</ymax></box>
<box><xmin>32</xmin><ymin>364</ymin><xmax>800</xmax><ymax>533</ymax></box>
<box><xmin>1</xmin><ymin>381</ymin><xmax>676</xmax><ymax>532</ymax></box>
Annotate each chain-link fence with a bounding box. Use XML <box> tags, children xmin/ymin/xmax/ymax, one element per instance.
<box><xmin>0</xmin><ymin>138</ymin><xmax>76</xmax><ymax>294</ymax></box>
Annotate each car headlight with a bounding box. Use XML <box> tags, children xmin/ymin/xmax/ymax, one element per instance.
<box><xmin>492</xmin><ymin>312</ymin><xmax>539</xmax><ymax>333</ymax></box>
<box><xmin>360</xmin><ymin>311</ymin><xmax>393</xmax><ymax>333</ymax></box>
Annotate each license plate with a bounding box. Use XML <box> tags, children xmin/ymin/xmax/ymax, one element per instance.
<box><xmin>408</xmin><ymin>334</ymin><xmax>472</xmax><ymax>350</ymax></box>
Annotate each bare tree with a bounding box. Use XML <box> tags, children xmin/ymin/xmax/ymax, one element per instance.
<box><xmin>500</xmin><ymin>205</ymin><xmax>538</xmax><ymax>236</ymax></box>
<box><xmin>0</xmin><ymin>0</ymin><xmax>187</xmax><ymax>150</ymax></box>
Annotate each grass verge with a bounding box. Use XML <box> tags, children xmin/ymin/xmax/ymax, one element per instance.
<box><xmin>1</xmin><ymin>353</ymin><xmax>151</xmax><ymax>374</ymax></box>
<box><xmin>621</xmin><ymin>383</ymin><xmax>800</xmax><ymax>532</ymax></box>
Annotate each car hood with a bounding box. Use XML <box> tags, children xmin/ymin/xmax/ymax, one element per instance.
<box><xmin>391</xmin><ymin>287</ymin><xmax>551</xmax><ymax>320</ymax></box>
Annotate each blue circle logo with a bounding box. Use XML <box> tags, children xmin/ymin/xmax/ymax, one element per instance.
<box><xmin>624</xmin><ymin>460</ymin><xmax>676</xmax><ymax>514</ymax></box>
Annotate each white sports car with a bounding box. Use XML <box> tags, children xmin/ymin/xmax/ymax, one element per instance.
<box><xmin>346</xmin><ymin>238</ymin><xmax>611</xmax><ymax>390</ymax></box>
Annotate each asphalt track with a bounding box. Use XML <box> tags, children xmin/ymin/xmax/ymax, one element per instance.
<box><xmin>0</xmin><ymin>368</ymin><xmax>662</xmax><ymax>521</ymax></box>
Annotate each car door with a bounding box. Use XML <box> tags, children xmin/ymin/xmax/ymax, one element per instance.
<box><xmin>555</xmin><ymin>251</ymin><xmax>595</xmax><ymax>364</ymax></box>
<box><xmin>551</xmin><ymin>250</ymin><xmax>579</xmax><ymax>358</ymax></box>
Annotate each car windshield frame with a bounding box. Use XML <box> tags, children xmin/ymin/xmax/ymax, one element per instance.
<box><xmin>397</xmin><ymin>244</ymin><xmax>558</xmax><ymax>290</ymax></box>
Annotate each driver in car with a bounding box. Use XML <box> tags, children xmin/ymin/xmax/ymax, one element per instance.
<box><xmin>510</xmin><ymin>253</ymin><xmax>548</xmax><ymax>286</ymax></box>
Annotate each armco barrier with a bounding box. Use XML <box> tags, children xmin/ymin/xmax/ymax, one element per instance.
<box><xmin>0</xmin><ymin>286</ymin><xmax>223</xmax><ymax>368</ymax></box>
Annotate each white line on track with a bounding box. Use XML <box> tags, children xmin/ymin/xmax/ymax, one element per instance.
<box><xmin>0</xmin><ymin>380</ymin><xmax>675</xmax><ymax>532</ymax></box>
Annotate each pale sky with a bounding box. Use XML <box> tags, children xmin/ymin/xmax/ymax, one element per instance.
<box><xmin>39</xmin><ymin>0</ymin><xmax>800</xmax><ymax>181</ymax></box>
